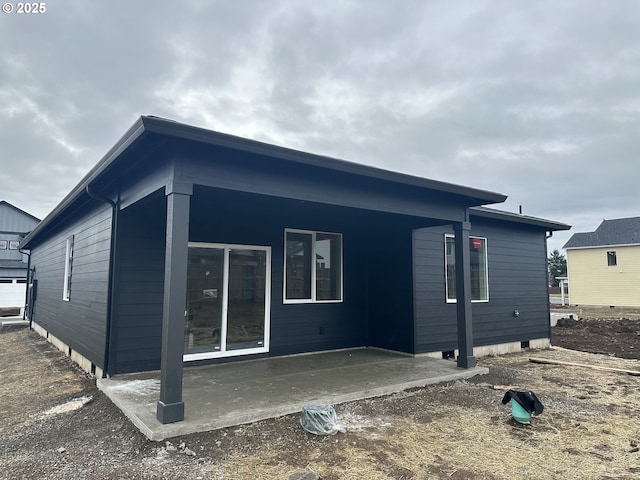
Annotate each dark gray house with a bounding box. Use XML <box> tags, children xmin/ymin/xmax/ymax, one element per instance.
<box><xmin>0</xmin><ymin>201</ymin><xmax>40</xmax><ymax>312</ymax></box>
<box><xmin>21</xmin><ymin>116</ymin><xmax>569</xmax><ymax>424</ymax></box>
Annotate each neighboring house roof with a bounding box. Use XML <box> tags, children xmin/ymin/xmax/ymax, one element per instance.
<box><xmin>563</xmin><ymin>216</ymin><xmax>640</xmax><ymax>249</ymax></box>
<box><xmin>0</xmin><ymin>200</ymin><xmax>41</xmax><ymax>224</ymax></box>
<box><xmin>0</xmin><ymin>259</ymin><xmax>27</xmax><ymax>269</ymax></box>
<box><xmin>22</xmin><ymin>115</ymin><xmax>509</xmax><ymax>249</ymax></box>
<box><xmin>471</xmin><ymin>206</ymin><xmax>571</xmax><ymax>231</ymax></box>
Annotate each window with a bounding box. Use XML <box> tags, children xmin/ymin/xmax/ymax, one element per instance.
<box><xmin>9</xmin><ymin>240</ymin><xmax>19</xmax><ymax>250</ymax></box>
<box><xmin>63</xmin><ymin>236</ymin><xmax>74</xmax><ymax>301</ymax></box>
<box><xmin>284</xmin><ymin>229</ymin><xmax>343</xmax><ymax>303</ymax></box>
<box><xmin>607</xmin><ymin>251</ymin><xmax>617</xmax><ymax>266</ymax></box>
<box><xmin>0</xmin><ymin>240</ymin><xmax>6</xmax><ymax>249</ymax></box>
<box><xmin>445</xmin><ymin>234</ymin><xmax>488</xmax><ymax>302</ymax></box>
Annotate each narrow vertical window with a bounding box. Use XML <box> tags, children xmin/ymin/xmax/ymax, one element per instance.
<box><xmin>445</xmin><ymin>234</ymin><xmax>489</xmax><ymax>302</ymax></box>
<box><xmin>63</xmin><ymin>235</ymin><xmax>74</xmax><ymax>301</ymax></box>
<box><xmin>607</xmin><ymin>251</ymin><xmax>617</xmax><ymax>266</ymax></box>
<box><xmin>315</xmin><ymin>233</ymin><xmax>342</xmax><ymax>301</ymax></box>
<box><xmin>285</xmin><ymin>231</ymin><xmax>312</xmax><ymax>300</ymax></box>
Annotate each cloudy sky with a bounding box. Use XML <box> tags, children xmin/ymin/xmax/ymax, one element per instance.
<box><xmin>1</xmin><ymin>1</ymin><xmax>639</xmax><ymax>252</ymax></box>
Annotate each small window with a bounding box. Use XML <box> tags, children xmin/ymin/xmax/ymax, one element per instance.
<box><xmin>445</xmin><ymin>234</ymin><xmax>489</xmax><ymax>302</ymax></box>
<box><xmin>607</xmin><ymin>251</ymin><xmax>617</xmax><ymax>266</ymax></box>
<box><xmin>0</xmin><ymin>240</ymin><xmax>6</xmax><ymax>249</ymax></box>
<box><xmin>284</xmin><ymin>229</ymin><xmax>343</xmax><ymax>303</ymax></box>
<box><xmin>9</xmin><ymin>240</ymin><xmax>19</xmax><ymax>250</ymax></box>
<box><xmin>63</xmin><ymin>235</ymin><xmax>74</xmax><ymax>301</ymax></box>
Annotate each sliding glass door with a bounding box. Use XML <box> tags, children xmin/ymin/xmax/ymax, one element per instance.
<box><xmin>184</xmin><ymin>243</ymin><xmax>270</xmax><ymax>360</ymax></box>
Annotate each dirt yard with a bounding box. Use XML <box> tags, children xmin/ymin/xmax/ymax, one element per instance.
<box><xmin>1</xmin><ymin>308</ymin><xmax>640</xmax><ymax>480</ymax></box>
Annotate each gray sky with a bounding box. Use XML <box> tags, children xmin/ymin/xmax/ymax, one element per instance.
<box><xmin>1</xmin><ymin>1</ymin><xmax>639</xmax><ymax>253</ymax></box>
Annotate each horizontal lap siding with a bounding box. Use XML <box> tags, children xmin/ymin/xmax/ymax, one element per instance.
<box><xmin>568</xmin><ymin>246</ymin><xmax>640</xmax><ymax>307</ymax></box>
<box><xmin>368</xmin><ymin>228</ymin><xmax>415</xmax><ymax>353</ymax></box>
<box><xmin>30</xmin><ymin>202</ymin><xmax>112</xmax><ymax>367</ymax></box>
<box><xmin>414</xmin><ymin>221</ymin><xmax>549</xmax><ymax>353</ymax></box>
<box><xmin>112</xmin><ymin>189</ymin><xmax>372</xmax><ymax>373</ymax></box>
<box><xmin>112</xmin><ymin>193</ymin><xmax>166</xmax><ymax>374</ymax></box>
<box><xmin>191</xmin><ymin>189</ymin><xmax>370</xmax><ymax>358</ymax></box>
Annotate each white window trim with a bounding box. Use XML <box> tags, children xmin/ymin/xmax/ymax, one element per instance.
<box><xmin>283</xmin><ymin>228</ymin><xmax>344</xmax><ymax>304</ymax></box>
<box><xmin>63</xmin><ymin>235</ymin><xmax>74</xmax><ymax>301</ymax></box>
<box><xmin>444</xmin><ymin>233</ymin><xmax>489</xmax><ymax>303</ymax></box>
<box><xmin>184</xmin><ymin>242</ymin><xmax>272</xmax><ymax>362</ymax></box>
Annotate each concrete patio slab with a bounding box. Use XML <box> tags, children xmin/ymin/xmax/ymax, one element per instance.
<box><xmin>98</xmin><ymin>348</ymin><xmax>488</xmax><ymax>441</ymax></box>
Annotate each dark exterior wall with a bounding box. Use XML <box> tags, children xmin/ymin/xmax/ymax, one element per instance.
<box><xmin>368</xmin><ymin>226</ymin><xmax>415</xmax><ymax>353</ymax></box>
<box><xmin>414</xmin><ymin>219</ymin><xmax>549</xmax><ymax>353</ymax></box>
<box><xmin>112</xmin><ymin>187</ymin><xmax>423</xmax><ymax>373</ymax></box>
<box><xmin>29</xmin><ymin>201</ymin><xmax>111</xmax><ymax>368</ymax></box>
<box><xmin>111</xmin><ymin>191</ymin><xmax>166</xmax><ymax>374</ymax></box>
<box><xmin>190</xmin><ymin>188</ymin><xmax>371</xmax><ymax>358</ymax></box>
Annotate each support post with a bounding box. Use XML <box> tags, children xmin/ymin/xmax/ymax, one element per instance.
<box><xmin>454</xmin><ymin>220</ymin><xmax>475</xmax><ymax>369</ymax></box>
<box><xmin>156</xmin><ymin>181</ymin><xmax>192</xmax><ymax>424</ymax></box>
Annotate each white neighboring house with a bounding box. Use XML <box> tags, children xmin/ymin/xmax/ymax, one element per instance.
<box><xmin>0</xmin><ymin>201</ymin><xmax>40</xmax><ymax>313</ymax></box>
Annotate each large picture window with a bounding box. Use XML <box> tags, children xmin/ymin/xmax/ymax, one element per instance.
<box><xmin>63</xmin><ymin>235</ymin><xmax>74</xmax><ymax>301</ymax></box>
<box><xmin>284</xmin><ymin>229</ymin><xmax>343</xmax><ymax>303</ymax></box>
<box><xmin>445</xmin><ymin>234</ymin><xmax>488</xmax><ymax>302</ymax></box>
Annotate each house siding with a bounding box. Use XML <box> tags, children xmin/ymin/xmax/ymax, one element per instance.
<box><xmin>111</xmin><ymin>188</ymin><xmax>376</xmax><ymax>373</ymax></box>
<box><xmin>29</xmin><ymin>201</ymin><xmax>111</xmax><ymax>368</ymax></box>
<box><xmin>414</xmin><ymin>219</ymin><xmax>550</xmax><ymax>354</ymax></box>
<box><xmin>0</xmin><ymin>201</ymin><xmax>39</xmax><ymax>233</ymax></box>
<box><xmin>110</xmin><ymin>192</ymin><xmax>167</xmax><ymax>374</ymax></box>
<box><xmin>567</xmin><ymin>246</ymin><xmax>640</xmax><ymax>307</ymax></box>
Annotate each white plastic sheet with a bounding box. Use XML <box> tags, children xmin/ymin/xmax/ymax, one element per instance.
<box><xmin>300</xmin><ymin>404</ymin><xmax>346</xmax><ymax>435</ymax></box>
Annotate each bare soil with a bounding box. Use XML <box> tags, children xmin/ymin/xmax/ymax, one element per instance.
<box><xmin>552</xmin><ymin>305</ymin><xmax>640</xmax><ymax>359</ymax></box>
<box><xmin>1</xmin><ymin>308</ymin><xmax>640</xmax><ymax>480</ymax></box>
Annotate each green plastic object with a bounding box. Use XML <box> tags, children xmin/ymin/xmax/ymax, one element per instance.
<box><xmin>511</xmin><ymin>400</ymin><xmax>531</xmax><ymax>424</ymax></box>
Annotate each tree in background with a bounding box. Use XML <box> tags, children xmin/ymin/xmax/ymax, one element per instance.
<box><xmin>548</xmin><ymin>249</ymin><xmax>567</xmax><ymax>287</ymax></box>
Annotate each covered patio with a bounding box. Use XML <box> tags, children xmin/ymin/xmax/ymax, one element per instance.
<box><xmin>98</xmin><ymin>347</ymin><xmax>488</xmax><ymax>441</ymax></box>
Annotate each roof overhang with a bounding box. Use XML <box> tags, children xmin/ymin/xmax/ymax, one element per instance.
<box><xmin>22</xmin><ymin>116</ymin><xmax>509</xmax><ymax>248</ymax></box>
<box><xmin>471</xmin><ymin>206</ymin><xmax>571</xmax><ymax>231</ymax></box>
<box><xmin>565</xmin><ymin>243</ymin><xmax>640</xmax><ymax>250</ymax></box>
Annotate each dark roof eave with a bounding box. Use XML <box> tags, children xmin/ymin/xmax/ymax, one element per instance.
<box><xmin>140</xmin><ymin>116</ymin><xmax>507</xmax><ymax>205</ymax></box>
<box><xmin>21</xmin><ymin>115</ymin><xmax>509</xmax><ymax>248</ymax></box>
<box><xmin>471</xmin><ymin>206</ymin><xmax>571</xmax><ymax>231</ymax></box>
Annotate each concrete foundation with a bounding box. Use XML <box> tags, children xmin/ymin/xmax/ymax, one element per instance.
<box><xmin>418</xmin><ymin>337</ymin><xmax>551</xmax><ymax>360</ymax></box>
<box><xmin>30</xmin><ymin>322</ymin><xmax>101</xmax><ymax>377</ymax></box>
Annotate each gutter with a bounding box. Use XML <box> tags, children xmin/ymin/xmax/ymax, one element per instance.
<box><xmin>85</xmin><ymin>184</ymin><xmax>119</xmax><ymax>378</ymax></box>
<box><xmin>18</xmin><ymin>248</ymin><xmax>31</xmax><ymax>322</ymax></box>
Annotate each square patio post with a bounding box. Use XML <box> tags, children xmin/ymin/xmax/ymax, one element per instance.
<box><xmin>454</xmin><ymin>219</ymin><xmax>476</xmax><ymax>369</ymax></box>
<box><xmin>157</xmin><ymin>181</ymin><xmax>192</xmax><ymax>424</ymax></box>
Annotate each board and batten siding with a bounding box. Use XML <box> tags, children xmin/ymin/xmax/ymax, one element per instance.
<box><xmin>413</xmin><ymin>220</ymin><xmax>550</xmax><ymax>354</ymax></box>
<box><xmin>567</xmin><ymin>245</ymin><xmax>640</xmax><ymax>307</ymax></box>
<box><xmin>29</xmin><ymin>202</ymin><xmax>112</xmax><ymax>368</ymax></box>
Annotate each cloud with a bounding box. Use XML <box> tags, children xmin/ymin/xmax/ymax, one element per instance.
<box><xmin>0</xmin><ymin>0</ymin><xmax>639</xmax><ymax>254</ymax></box>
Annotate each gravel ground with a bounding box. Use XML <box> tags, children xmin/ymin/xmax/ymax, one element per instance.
<box><xmin>2</xmin><ymin>313</ymin><xmax>640</xmax><ymax>479</ymax></box>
